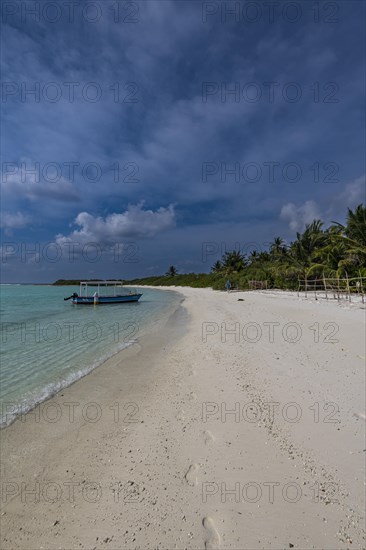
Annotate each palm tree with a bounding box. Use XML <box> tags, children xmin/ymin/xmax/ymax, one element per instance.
<box><xmin>306</xmin><ymin>225</ymin><xmax>346</xmax><ymax>277</ymax></box>
<box><xmin>221</xmin><ymin>250</ymin><xmax>246</xmax><ymax>274</ymax></box>
<box><xmin>345</xmin><ymin>204</ymin><xmax>366</xmax><ymax>246</ymax></box>
<box><xmin>281</xmin><ymin>220</ymin><xmax>326</xmax><ymax>279</ymax></box>
<box><xmin>166</xmin><ymin>265</ymin><xmax>178</xmax><ymax>277</ymax></box>
<box><xmin>257</xmin><ymin>251</ymin><xmax>271</xmax><ymax>262</ymax></box>
<box><xmin>270</xmin><ymin>237</ymin><xmax>286</xmax><ymax>256</ymax></box>
<box><xmin>211</xmin><ymin>260</ymin><xmax>223</xmax><ymax>273</ymax></box>
<box><xmin>249</xmin><ymin>250</ymin><xmax>259</xmax><ymax>265</ymax></box>
<box><xmin>332</xmin><ymin>205</ymin><xmax>366</xmax><ymax>272</ymax></box>
<box><xmin>203</xmin><ymin>206</ymin><xmax>365</xmax><ymax>288</ymax></box>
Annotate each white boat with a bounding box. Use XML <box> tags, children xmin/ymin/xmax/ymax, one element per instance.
<box><xmin>64</xmin><ymin>281</ymin><xmax>142</xmax><ymax>305</ymax></box>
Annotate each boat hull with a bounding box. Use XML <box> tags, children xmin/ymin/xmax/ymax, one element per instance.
<box><xmin>72</xmin><ymin>294</ymin><xmax>142</xmax><ymax>304</ymax></box>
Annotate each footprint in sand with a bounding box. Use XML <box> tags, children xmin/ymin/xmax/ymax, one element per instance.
<box><xmin>185</xmin><ymin>463</ymin><xmax>199</xmax><ymax>486</ymax></box>
<box><xmin>203</xmin><ymin>430</ymin><xmax>215</xmax><ymax>445</ymax></box>
<box><xmin>203</xmin><ymin>516</ymin><xmax>220</xmax><ymax>549</ymax></box>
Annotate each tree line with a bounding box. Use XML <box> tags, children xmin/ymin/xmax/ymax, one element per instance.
<box><xmin>131</xmin><ymin>204</ymin><xmax>366</xmax><ymax>290</ymax></box>
<box><xmin>209</xmin><ymin>204</ymin><xmax>366</xmax><ymax>288</ymax></box>
<box><xmin>55</xmin><ymin>205</ymin><xmax>365</xmax><ymax>291</ymax></box>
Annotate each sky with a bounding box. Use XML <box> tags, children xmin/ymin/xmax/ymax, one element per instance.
<box><xmin>1</xmin><ymin>0</ymin><xmax>365</xmax><ymax>283</ymax></box>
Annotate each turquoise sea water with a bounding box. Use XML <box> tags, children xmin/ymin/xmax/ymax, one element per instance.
<box><xmin>0</xmin><ymin>285</ymin><xmax>180</xmax><ymax>426</ymax></box>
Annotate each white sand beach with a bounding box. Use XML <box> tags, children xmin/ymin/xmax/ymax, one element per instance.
<box><xmin>1</xmin><ymin>287</ymin><xmax>365</xmax><ymax>549</ymax></box>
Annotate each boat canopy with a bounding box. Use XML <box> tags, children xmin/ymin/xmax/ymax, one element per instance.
<box><xmin>78</xmin><ymin>281</ymin><xmax>124</xmax><ymax>296</ymax></box>
<box><xmin>79</xmin><ymin>281</ymin><xmax>123</xmax><ymax>284</ymax></box>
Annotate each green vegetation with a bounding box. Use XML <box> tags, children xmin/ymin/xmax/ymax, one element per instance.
<box><xmin>165</xmin><ymin>265</ymin><xmax>178</xmax><ymax>277</ymax></box>
<box><xmin>54</xmin><ymin>205</ymin><xmax>366</xmax><ymax>291</ymax></box>
<box><xmin>127</xmin><ymin>272</ymin><xmax>225</xmax><ymax>289</ymax></box>
<box><xmin>53</xmin><ymin>279</ymin><xmax>122</xmax><ymax>286</ymax></box>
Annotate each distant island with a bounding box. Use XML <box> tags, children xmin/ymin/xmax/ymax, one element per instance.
<box><xmin>53</xmin><ymin>274</ymin><xmax>220</xmax><ymax>288</ymax></box>
<box><xmin>54</xmin><ymin>279</ymin><xmax>123</xmax><ymax>286</ymax></box>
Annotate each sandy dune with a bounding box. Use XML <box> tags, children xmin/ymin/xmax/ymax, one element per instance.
<box><xmin>1</xmin><ymin>288</ymin><xmax>365</xmax><ymax>549</ymax></box>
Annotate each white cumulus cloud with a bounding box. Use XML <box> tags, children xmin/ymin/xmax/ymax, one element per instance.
<box><xmin>280</xmin><ymin>200</ymin><xmax>322</xmax><ymax>232</ymax></box>
<box><xmin>0</xmin><ymin>211</ymin><xmax>31</xmax><ymax>230</ymax></box>
<box><xmin>56</xmin><ymin>203</ymin><xmax>176</xmax><ymax>246</ymax></box>
<box><xmin>331</xmin><ymin>175</ymin><xmax>365</xmax><ymax>211</ymax></box>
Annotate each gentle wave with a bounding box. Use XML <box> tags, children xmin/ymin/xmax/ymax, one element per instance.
<box><xmin>0</xmin><ymin>340</ymin><xmax>136</xmax><ymax>428</ymax></box>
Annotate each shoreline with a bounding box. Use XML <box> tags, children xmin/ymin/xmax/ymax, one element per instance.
<box><xmin>0</xmin><ymin>340</ymin><xmax>135</xmax><ymax>429</ymax></box>
<box><xmin>1</xmin><ymin>287</ymin><xmax>365</xmax><ymax>549</ymax></box>
<box><xmin>0</xmin><ymin>287</ymin><xmax>184</xmax><ymax>429</ymax></box>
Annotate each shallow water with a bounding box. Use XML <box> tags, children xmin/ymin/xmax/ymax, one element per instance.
<box><xmin>0</xmin><ymin>285</ymin><xmax>180</xmax><ymax>426</ymax></box>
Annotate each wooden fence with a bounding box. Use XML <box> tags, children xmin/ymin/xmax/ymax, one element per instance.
<box><xmin>297</xmin><ymin>275</ymin><xmax>365</xmax><ymax>303</ymax></box>
<box><xmin>248</xmin><ymin>280</ymin><xmax>268</xmax><ymax>290</ymax></box>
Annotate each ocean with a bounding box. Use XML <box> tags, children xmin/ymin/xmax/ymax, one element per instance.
<box><xmin>0</xmin><ymin>284</ymin><xmax>181</xmax><ymax>427</ymax></box>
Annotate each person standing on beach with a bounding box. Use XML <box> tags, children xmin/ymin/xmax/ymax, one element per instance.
<box><xmin>225</xmin><ymin>279</ymin><xmax>231</xmax><ymax>293</ymax></box>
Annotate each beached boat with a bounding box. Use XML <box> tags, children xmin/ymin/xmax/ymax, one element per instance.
<box><xmin>64</xmin><ymin>281</ymin><xmax>142</xmax><ymax>305</ymax></box>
